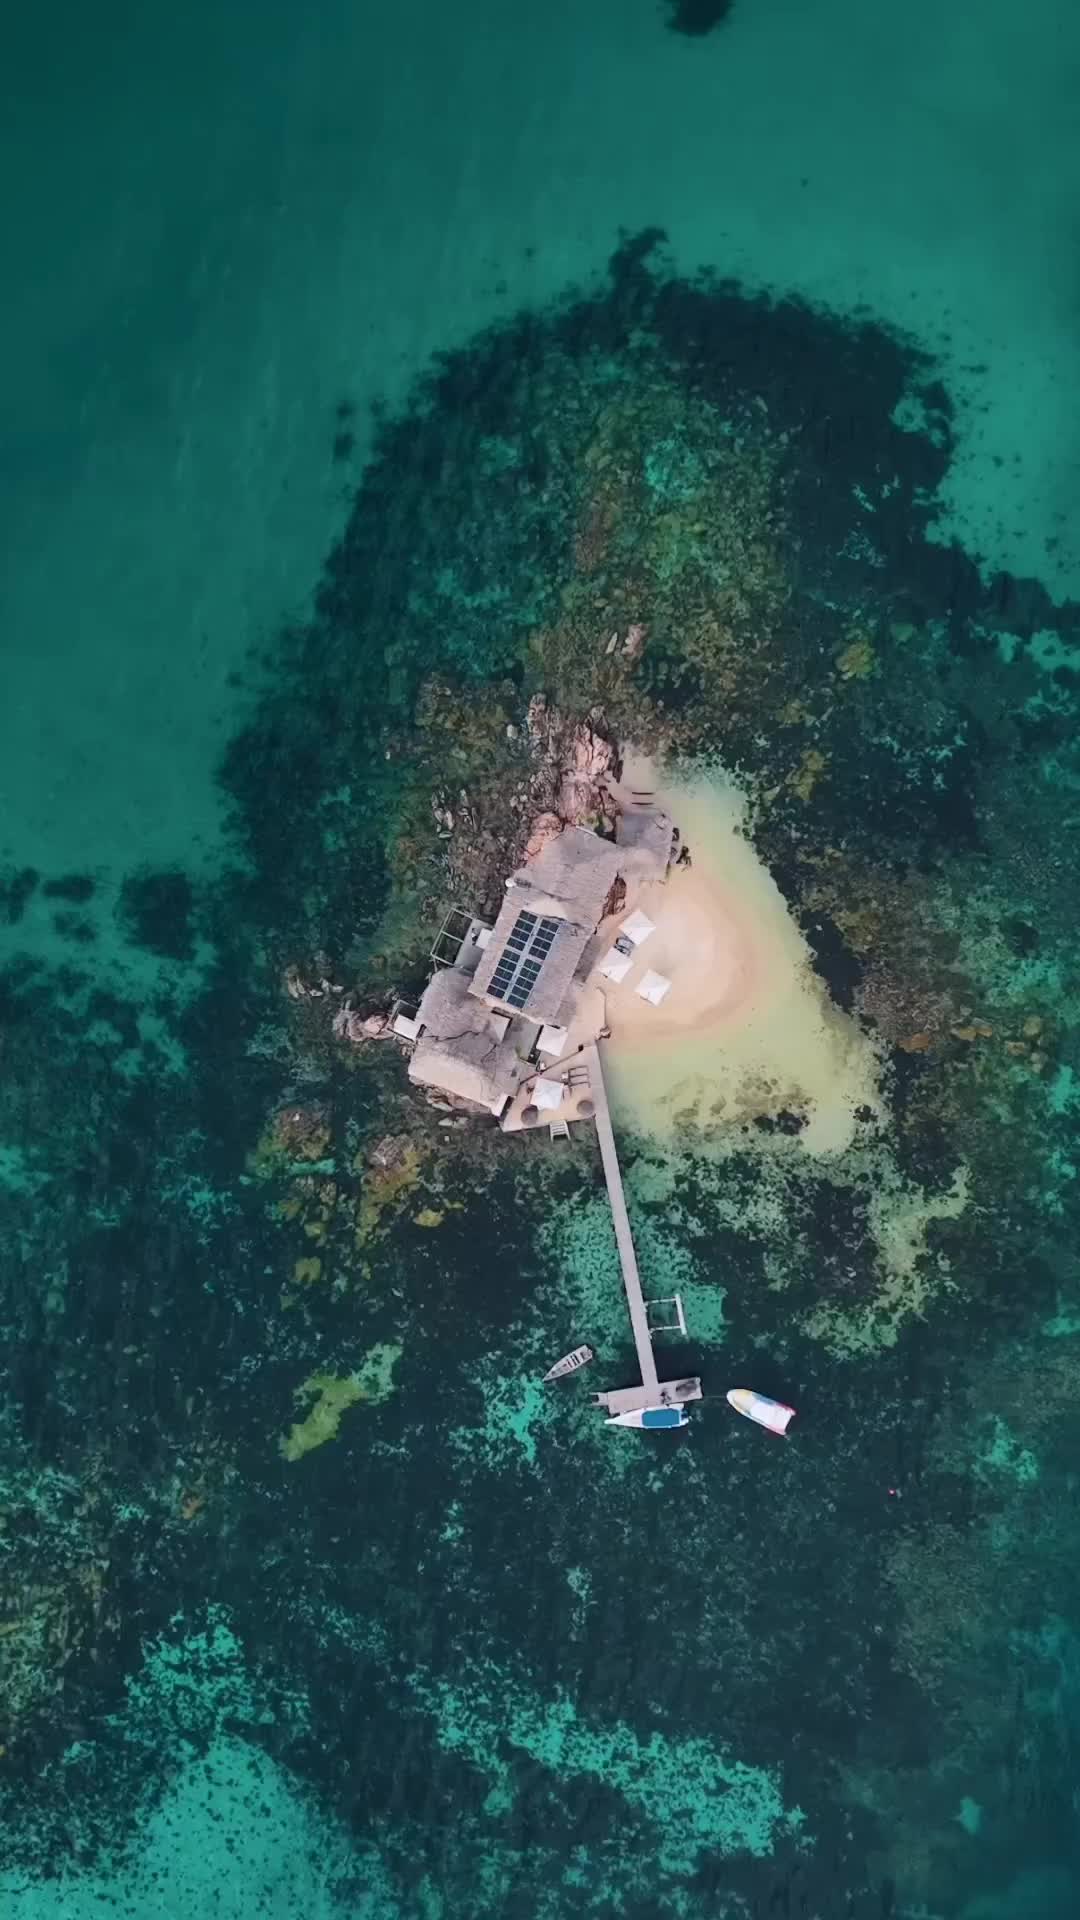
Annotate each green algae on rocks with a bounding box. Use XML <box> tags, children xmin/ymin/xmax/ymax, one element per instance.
<box><xmin>279</xmin><ymin>1346</ymin><xmax>402</xmax><ymax>1462</ymax></box>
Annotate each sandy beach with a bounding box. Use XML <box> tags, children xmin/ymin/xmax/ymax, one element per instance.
<box><xmin>601</xmin><ymin>759</ymin><xmax>882</xmax><ymax>1153</ymax></box>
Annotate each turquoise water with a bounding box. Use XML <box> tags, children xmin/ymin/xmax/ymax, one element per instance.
<box><xmin>3</xmin><ymin>3</ymin><xmax>1080</xmax><ymax>1914</ymax></box>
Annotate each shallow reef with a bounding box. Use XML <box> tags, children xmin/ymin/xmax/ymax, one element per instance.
<box><xmin>3</xmin><ymin>232</ymin><xmax>1080</xmax><ymax>1916</ymax></box>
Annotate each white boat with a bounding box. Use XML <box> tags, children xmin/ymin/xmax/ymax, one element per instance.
<box><xmin>606</xmin><ymin>1405</ymin><xmax>688</xmax><ymax>1430</ymax></box>
<box><xmin>542</xmin><ymin>1345</ymin><xmax>594</xmax><ymax>1382</ymax></box>
<box><xmin>726</xmin><ymin>1388</ymin><xmax>796</xmax><ymax>1436</ymax></box>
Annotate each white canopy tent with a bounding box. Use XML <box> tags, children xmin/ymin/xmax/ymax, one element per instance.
<box><xmin>533</xmin><ymin>1077</ymin><xmax>565</xmax><ymax>1111</ymax></box>
<box><xmin>598</xmin><ymin>948</ymin><xmax>633</xmax><ymax>983</ymax></box>
<box><xmin>619</xmin><ymin>908</ymin><xmax>655</xmax><ymax>947</ymax></box>
<box><xmin>537</xmin><ymin>1023</ymin><xmax>569</xmax><ymax>1057</ymax></box>
<box><xmin>635</xmin><ymin>970</ymin><xmax>672</xmax><ymax>1007</ymax></box>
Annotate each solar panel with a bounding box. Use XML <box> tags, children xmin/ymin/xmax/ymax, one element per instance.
<box><xmin>488</xmin><ymin>913</ymin><xmax>562</xmax><ymax>1011</ymax></box>
<box><xmin>488</xmin><ymin>957</ymin><xmax>518</xmax><ymax>1000</ymax></box>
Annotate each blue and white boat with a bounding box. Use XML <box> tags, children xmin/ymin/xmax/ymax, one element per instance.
<box><xmin>726</xmin><ymin>1388</ymin><xmax>796</xmax><ymax>1436</ymax></box>
<box><xmin>606</xmin><ymin>1405</ymin><xmax>688</xmax><ymax>1430</ymax></box>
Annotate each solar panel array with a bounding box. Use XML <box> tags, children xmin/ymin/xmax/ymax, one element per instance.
<box><xmin>487</xmin><ymin>911</ymin><xmax>561</xmax><ymax>1011</ymax></box>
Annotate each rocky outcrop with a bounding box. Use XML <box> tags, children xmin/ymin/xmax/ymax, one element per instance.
<box><xmin>524</xmin><ymin>698</ymin><xmax>620</xmax><ymax>851</ymax></box>
<box><xmin>332</xmin><ymin>1003</ymin><xmax>388</xmax><ymax>1044</ymax></box>
<box><xmin>523</xmin><ymin>812</ymin><xmax>563</xmax><ymax>861</ymax></box>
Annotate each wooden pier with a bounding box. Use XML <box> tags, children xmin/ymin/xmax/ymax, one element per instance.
<box><xmin>585</xmin><ymin>1045</ymin><xmax>702</xmax><ymax>1420</ymax></box>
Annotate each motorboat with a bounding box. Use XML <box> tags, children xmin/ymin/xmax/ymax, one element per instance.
<box><xmin>726</xmin><ymin>1388</ymin><xmax>796</xmax><ymax>1435</ymax></box>
<box><xmin>542</xmin><ymin>1345</ymin><xmax>594</xmax><ymax>1382</ymax></box>
<box><xmin>606</xmin><ymin>1405</ymin><xmax>688</xmax><ymax>1430</ymax></box>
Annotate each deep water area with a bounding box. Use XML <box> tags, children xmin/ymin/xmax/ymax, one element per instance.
<box><xmin>4</xmin><ymin>6</ymin><xmax>1080</xmax><ymax>1918</ymax></box>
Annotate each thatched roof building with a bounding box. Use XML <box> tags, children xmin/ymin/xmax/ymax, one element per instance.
<box><xmin>469</xmin><ymin>827</ymin><xmax>626</xmax><ymax>1025</ymax></box>
<box><xmin>408</xmin><ymin>966</ymin><xmax>525</xmax><ymax>1114</ymax></box>
<box><xmin>406</xmin><ymin>812</ymin><xmax>675</xmax><ymax>1121</ymax></box>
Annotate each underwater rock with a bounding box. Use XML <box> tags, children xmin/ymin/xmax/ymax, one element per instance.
<box><xmin>117</xmin><ymin>867</ymin><xmax>196</xmax><ymax>962</ymax></box>
<box><xmin>285</xmin><ymin>959</ymin><xmax>343</xmax><ymax>1000</ymax></box>
<box><xmin>368</xmin><ymin>1133</ymin><xmax>412</xmax><ymax>1171</ymax></box>
<box><xmin>0</xmin><ymin>1471</ymin><xmax>112</xmax><ymax>1744</ymax></box>
<box><xmin>0</xmin><ymin>865</ymin><xmax>40</xmax><ymax>924</ymax></box>
<box><xmin>857</xmin><ymin>965</ymin><xmax>961</xmax><ymax>1049</ymax></box>
<box><xmin>789</xmin><ymin>747</ymin><xmax>828</xmax><ymax>804</ymax></box>
<box><xmin>835</xmin><ymin>633</ymin><xmax>877</xmax><ymax>680</ymax></box>
<box><xmin>0</xmin><ymin>1564</ymin><xmax>107</xmax><ymax>1738</ymax></box>
<box><xmin>270</xmin><ymin>1103</ymin><xmax>332</xmax><ymax>1162</ymax></box>
<box><xmin>279</xmin><ymin>1349</ymin><xmax>402</xmax><ymax>1463</ymax></box>
<box><xmin>331</xmin><ymin>1003</ymin><xmax>365</xmax><ymax>1042</ymax></box>
<box><xmin>664</xmin><ymin>0</ymin><xmax>733</xmax><ymax>36</ymax></box>
<box><xmin>596</xmin><ymin>620</ymin><xmax>648</xmax><ymax>665</ymax></box>
<box><xmin>356</xmin><ymin>1138</ymin><xmax>423</xmax><ymax>1242</ymax></box>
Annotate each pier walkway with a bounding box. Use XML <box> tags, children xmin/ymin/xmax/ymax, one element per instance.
<box><xmin>588</xmin><ymin>1048</ymin><xmax>660</xmax><ymax>1397</ymax></box>
<box><xmin>585</xmin><ymin>1045</ymin><xmax>702</xmax><ymax>1420</ymax></box>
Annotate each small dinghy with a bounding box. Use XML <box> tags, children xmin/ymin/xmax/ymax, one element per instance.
<box><xmin>543</xmin><ymin>1345</ymin><xmax>594</xmax><ymax>1383</ymax></box>
<box><xmin>606</xmin><ymin>1405</ymin><xmax>688</xmax><ymax>1430</ymax></box>
<box><xmin>726</xmin><ymin>1388</ymin><xmax>796</xmax><ymax>1436</ymax></box>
